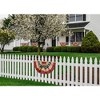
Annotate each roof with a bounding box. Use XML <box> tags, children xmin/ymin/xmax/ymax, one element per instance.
<box><xmin>67</xmin><ymin>21</ymin><xmax>89</xmax><ymax>29</ymax></box>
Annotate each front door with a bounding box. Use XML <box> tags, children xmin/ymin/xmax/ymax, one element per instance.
<box><xmin>52</xmin><ymin>37</ymin><xmax>56</xmax><ymax>46</ymax></box>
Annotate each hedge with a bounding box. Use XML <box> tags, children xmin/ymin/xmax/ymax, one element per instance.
<box><xmin>54</xmin><ymin>46</ymin><xmax>61</xmax><ymax>52</ymax></box>
<box><xmin>67</xmin><ymin>46</ymin><xmax>81</xmax><ymax>52</ymax></box>
<box><xmin>18</xmin><ymin>46</ymin><xmax>29</xmax><ymax>52</ymax></box>
<box><xmin>46</xmin><ymin>47</ymin><xmax>54</xmax><ymax>52</ymax></box>
<box><xmin>61</xmin><ymin>46</ymin><xmax>67</xmax><ymax>52</ymax></box>
<box><xmin>46</xmin><ymin>46</ymin><xmax>81</xmax><ymax>52</ymax></box>
<box><xmin>13</xmin><ymin>46</ymin><xmax>43</xmax><ymax>52</ymax></box>
<box><xmin>13</xmin><ymin>46</ymin><xmax>20</xmax><ymax>51</ymax></box>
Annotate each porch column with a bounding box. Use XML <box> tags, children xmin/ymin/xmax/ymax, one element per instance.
<box><xmin>19</xmin><ymin>39</ymin><xmax>21</xmax><ymax>46</ymax></box>
<box><xmin>68</xmin><ymin>31</ymin><xmax>71</xmax><ymax>46</ymax></box>
<box><xmin>56</xmin><ymin>36</ymin><xmax>58</xmax><ymax>46</ymax></box>
<box><xmin>84</xmin><ymin>29</ymin><xmax>86</xmax><ymax>37</ymax></box>
<box><xmin>28</xmin><ymin>39</ymin><xmax>31</xmax><ymax>46</ymax></box>
<box><xmin>13</xmin><ymin>40</ymin><xmax>16</xmax><ymax>47</ymax></box>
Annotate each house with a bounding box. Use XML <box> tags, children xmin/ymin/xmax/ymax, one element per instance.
<box><xmin>66</xmin><ymin>14</ymin><xmax>100</xmax><ymax>46</ymax></box>
<box><xmin>0</xmin><ymin>14</ymin><xmax>100</xmax><ymax>50</ymax></box>
<box><xmin>43</xmin><ymin>14</ymin><xmax>100</xmax><ymax>48</ymax></box>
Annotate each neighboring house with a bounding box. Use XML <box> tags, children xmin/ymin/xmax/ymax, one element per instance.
<box><xmin>0</xmin><ymin>14</ymin><xmax>100</xmax><ymax>50</ymax></box>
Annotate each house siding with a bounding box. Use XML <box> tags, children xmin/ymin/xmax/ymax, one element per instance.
<box><xmin>85</xmin><ymin>14</ymin><xmax>100</xmax><ymax>41</ymax></box>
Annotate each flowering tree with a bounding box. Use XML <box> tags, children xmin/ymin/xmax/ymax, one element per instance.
<box><xmin>7</xmin><ymin>14</ymin><xmax>68</xmax><ymax>55</ymax></box>
<box><xmin>0</xmin><ymin>29</ymin><xmax>15</xmax><ymax>52</ymax></box>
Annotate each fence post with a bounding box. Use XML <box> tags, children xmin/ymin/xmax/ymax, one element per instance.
<box><xmin>0</xmin><ymin>54</ymin><xmax>1</xmax><ymax>76</ymax></box>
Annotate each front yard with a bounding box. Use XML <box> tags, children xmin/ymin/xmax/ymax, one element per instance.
<box><xmin>0</xmin><ymin>77</ymin><xmax>56</xmax><ymax>86</ymax></box>
<box><xmin>2</xmin><ymin>52</ymin><xmax>100</xmax><ymax>59</ymax></box>
<box><xmin>0</xmin><ymin>52</ymin><xmax>100</xmax><ymax>86</ymax></box>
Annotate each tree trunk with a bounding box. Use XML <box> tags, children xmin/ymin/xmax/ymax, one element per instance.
<box><xmin>38</xmin><ymin>42</ymin><xmax>41</xmax><ymax>55</ymax></box>
<box><xmin>1</xmin><ymin>45</ymin><xmax>5</xmax><ymax>53</ymax></box>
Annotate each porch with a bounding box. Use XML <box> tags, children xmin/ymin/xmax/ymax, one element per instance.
<box><xmin>65</xmin><ymin>28</ymin><xmax>89</xmax><ymax>46</ymax></box>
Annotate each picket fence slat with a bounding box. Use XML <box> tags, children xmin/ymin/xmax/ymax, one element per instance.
<box><xmin>44</xmin><ymin>56</ymin><xmax>47</xmax><ymax>83</ymax></box>
<box><xmin>0</xmin><ymin>54</ymin><xmax>100</xmax><ymax>86</ymax></box>
<box><xmin>20</xmin><ymin>55</ymin><xmax>22</xmax><ymax>79</ymax></box>
<box><xmin>48</xmin><ymin>56</ymin><xmax>51</xmax><ymax>84</ymax></box>
<box><xmin>37</xmin><ymin>56</ymin><xmax>41</xmax><ymax>82</ymax></box>
<box><xmin>67</xmin><ymin>57</ymin><xmax>70</xmax><ymax>86</ymax></box>
<box><xmin>12</xmin><ymin>55</ymin><xmax>14</xmax><ymax>78</ymax></box>
<box><xmin>84</xmin><ymin>57</ymin><xmax>88</xmax><ymax>85</ymax></box>
<box><xmin>32</xmin><ymin>55</ymin><xmax>34</xmax><ymax>81</ymax></box>
<box><xmin>80</xmin><ymin>57</ymin><xmax>83</xmax><ymax>86</ymax></box>
<box><xmin>63</xmin><ymin>57</ymin><xmax>66</xmax><ymax>86</ymax></box>
<box><xmin>35</xmin><ymin>55</ymin><xmax>38</xmax><ymax>82</ymax></box>
<box><xmin>94</xmin><ymin>58</ymin><xmax>97</xmax><ymax>85</ymax></box>
<box><xmin>89</xmin><ymin>58</ymin><xmax>92</xmax><ymax>85</ymax></box>
<box><xmin>22</xmin><ymin>55</ymin><xmax>25</xmax><ymax>79</ymax></box>
<box><xmin>71</xmin><ymin>57</ymin><xmax>74</xmax><ymax>86</ymax></box>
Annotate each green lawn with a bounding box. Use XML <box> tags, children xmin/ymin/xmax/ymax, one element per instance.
<box><xmin>0</xmin><ymin>77</ymin><xmax>57</xmax><ymax>86</ymax></box>
<box><xmin>1</xmin><ymin>52</ymin><xmax>100</xmax><ymax>59</ymax></box>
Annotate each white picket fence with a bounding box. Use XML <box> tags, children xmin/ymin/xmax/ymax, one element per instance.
<box><xmin>0</xmin><ymin>54</ymin><xmax>100</xmax><ymax>86</ymax></box>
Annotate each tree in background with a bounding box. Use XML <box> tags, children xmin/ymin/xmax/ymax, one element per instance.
<box><xmin>0</xmin><ymin>29</ymin><xmax>15</xmax><ymax>52</ymax></box>
<box><xmin>7</xmin><ymin>14</ymin><xmax>67</xmax><ymax>55</ymax></box>
<box><xmin>2</xmin><ymin>17</ymin><xmax>11</xmax><ymax>29</ymax></box>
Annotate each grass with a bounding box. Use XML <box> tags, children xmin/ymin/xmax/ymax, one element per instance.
<box><xmin>0</xmin><ymin>77</ymin><xmax>57</xmax><ymax>86</ymax></box>
<box><xmin>1</xmin><ymin>51</ymin><xmax>100</xmax><ymax>59</ymax></box>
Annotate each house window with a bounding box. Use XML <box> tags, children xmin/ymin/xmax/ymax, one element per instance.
<box><xmin>69</xmin><ymin>14</ymin><xmax>75</xmax><ymax>22</ymax></box>
<box><xmin>76</xmin><ymin>14</ymin><xmax>83</xmax><ymax>21</ymax></box>
<box><xmin>71</xmin><ymin>33</ymin><xmax>75</xmax><ymax>42</ymax></box>
<box><xmin>69</xmin><ymin>14</ymin><xmax>86</xmax><ymax>22</ymax></box>
<box><xmin>70</xmin><ymin>32</ymin><xmax>84</xmax><ymax>42</ymax></box>
<box><xmin>76</xmin><ymin>32</ymin><xmax>84</xmax><ymax>42</ymax></box>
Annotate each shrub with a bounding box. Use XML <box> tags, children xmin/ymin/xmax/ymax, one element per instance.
<box><xmin>27</xmin><ymin>46</ymin><xmax>42</xmax><ymax>52</ymax></box>
<box><xmin>27</xmin><ymin>46</ymin><xmax>33</xmax><ymax>52</ymax></box>
<box><xmin>19</xmin><ymin>46</ymin><xmax>29</xmax><ymax>52</ymax></box>
<box><xmin>46</xmin><ymin>47</ymin><xmax>54</xmax><ymax>52</ymax></box>
<box><xmin>93</xmin><ymin>42</ymin><xmax>100</xmax><ymax>53</ymax></box>
<box><xmin>32</xmin><ymin>46</ymin><xmax>38</xmax><ymax>52</ymax></box>
<box><xmin>71</xmin><ymin>46</ymin><xmax>81</xmax><ymax>52</ymax></box>
<box><xmin>67</xmin><ymin>46</ymin><xmax>81</xmax><ymax>52</ymax></box>
<box><xmin>13</xmin><ymin>46</ymin><xmax>43</xmax><ymax>52</ymax></box>
<box><xmin>13</xmin><ymin>46</ymin><xmax>20</xmax><ymax>51</ymax></box>
<box><xmin>61</xmin><ymin>46</ymin><xmax>67</xmax><ymax>52</ymax></box>
<box><xmin>46</xmin><ymin>46</ymin><xmax>81</xmax><ymax>52</ymax></box>
<box><xmin>40</xmin><ymin>47</ymin><xmax>43</xmax><ymax>52</ymax></box>
<box><xmin>54</xmin><ymin>46</ymin><xmax>61</xmax><ymax>52</ymax></box>
<box><xmin>81</xmin><ymin>31</ymin><xmax>100</xmax><ymax>53</ymax></box>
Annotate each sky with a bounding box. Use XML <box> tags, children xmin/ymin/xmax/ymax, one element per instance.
<box><xmin>0</xmin><ymin>14</ymin><xmax>8</xmax><ymax>19</ymax></box>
